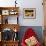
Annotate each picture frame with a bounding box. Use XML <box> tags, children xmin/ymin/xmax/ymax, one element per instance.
<box><xmin>2</xmin><ymin>10</ymin><xmax>9</xmax><ymax>15</ymax></box>
<box><xmin>23</xmin><ymin>8</ymin><xmax>36</xmax><ymax>19</ymax></box>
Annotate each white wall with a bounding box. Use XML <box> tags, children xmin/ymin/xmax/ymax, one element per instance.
<box><xmin>0</xmin><ymin>0</ymin><xmax>44</xmax><ymax>26</ymax></box>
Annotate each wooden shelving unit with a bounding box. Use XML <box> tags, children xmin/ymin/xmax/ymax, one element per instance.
<box><xmin>0</xmin><ymin>7</ymin><xmax>19</xmax><ymax>46</ymax></box>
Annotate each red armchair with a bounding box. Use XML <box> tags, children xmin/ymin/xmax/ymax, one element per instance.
<box><xmin>21</xmin><ymin>28</ymin><xmax>41</xmax><ymax>46</ymax></box>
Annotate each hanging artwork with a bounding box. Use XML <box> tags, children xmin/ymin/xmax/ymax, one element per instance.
<box><xmin>2</xmin><ymin>10</ymin><xmax>9</xmax><ymax>15</ymax></box>
<box><xmin>23</xmin><ymin>8</ymin><xmax>36</xmax><ymax>19</ymax></box>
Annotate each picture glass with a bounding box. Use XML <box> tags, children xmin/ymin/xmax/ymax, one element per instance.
<box><xmin>23</xmin><ymin>8</ymin><xmax>36</xmax><ymax>19</ymax></box>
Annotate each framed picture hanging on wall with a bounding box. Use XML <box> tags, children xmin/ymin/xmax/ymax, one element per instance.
<box><xmin>2</xmin><ymin>10</ymin><xmax>9</xmax><ymax>15</ymax></box>
<box><xmin>23</xmin><ymin>8</ymin><xmax>36</xmax><ymax>19</ymax></box>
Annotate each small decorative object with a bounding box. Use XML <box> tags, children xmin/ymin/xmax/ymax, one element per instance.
<box><xmin>14</xmin><ymin>28</ymin><xmax>17</xmax><ymax>32</ymax></box>
<box><xmin>23</xmin><ymin>8</ymin><xmax>36</xmax><ymax>19</ymax></box>
<box><xmin>25</xmin><ymin>36</ymin><xmax>38</xmax><ymax>46</ymax></box>
<box><xmin>2</xmin><ymin>10</ymin><xmax>9</xmax><ymax>15</ymax></box>
<box><xmin>2</xmin><ymin>28</ymin><xmax>13</xmax><ymax>41</ymax></box>
<box><xmin>13</xmin><ymin>28</ymin><xmax>18</xmax><ymax>40</ymax></box>
<box><xmin>15</xmin><ymin>0</ymin><xmax>17</xmax><ymax>7</ymax></box>
<box><xmin>13</xmin><ymin>32</ymin><xmax>18</xmax><ymax>41</ymax></box>
<box><xmin>9</xmin><ymin>10</ymin><xmax>18</xmax><ymax>15</ymax></box>
<box><xmin>9</xmin><ymin>10</ymin><xmax>15</xmax><ymax>15</ymax></box>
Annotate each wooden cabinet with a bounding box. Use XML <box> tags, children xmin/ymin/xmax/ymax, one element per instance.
<box><xmin>0</xmin><ymin>7</ymin><xmax>19</xmax><ymax>46</ymax></box>
<box><xmin>2</xmin><ymin>41</ymin><xmax>19</xmax><ymax>46</ymax></box>
<box><xmin>0</xmin><ymin>41</ymin><xmax>19</xmax><ymax>46</ymax></box>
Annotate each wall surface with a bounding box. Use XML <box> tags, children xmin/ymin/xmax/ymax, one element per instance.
<box><xmin>0</xmin><ymin>0</ymin><xmax>44</xmax><ymax>26</ymax></box>
<box><xmin>18</xmin><ymin>0</ymin><xmax>44</xmax><ymax>26</ymax></box>
<box><xmin>0</xmin><ymin>0</ymin><xmax>44</xmax><ymax>45</ymax></box>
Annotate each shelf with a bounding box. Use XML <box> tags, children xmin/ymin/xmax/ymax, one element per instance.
<box><xmin>2</xmin><ymin>40</ymin><xmax>19</xmax><ymax>43</ymax></box>
<box><xmin>0</xmin><ymin>24</ymin><xmax>20</xmax><ymax>32</ymax></box>
<box><xmin>0</xmin><ymin>7</ymin><xmax>19</xmax><ymax>16</ymax></box>
<box><xmin>0</xmin><ymin>7</ymin><xmax>19</xmax><ymax>24</ymax></box>
<box><xmin>0</xmin><ymin>7</ymin><xmax>19</xmax><ymax>46</ymax></box>
<box><xmin>1</xmin><ymin>15</ymin><xmax>18</xmax><ymax>24</ymax></box>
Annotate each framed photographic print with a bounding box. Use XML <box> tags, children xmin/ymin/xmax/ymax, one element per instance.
<box><xmin>2</xmin><ymin>10</ymin><xmax>9</xmax><ymax>15</ymax></box>
<box><xmin>23</xmin><ymin>8</ymin><xmax>36</xmax><ymax>19</ymax></box>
